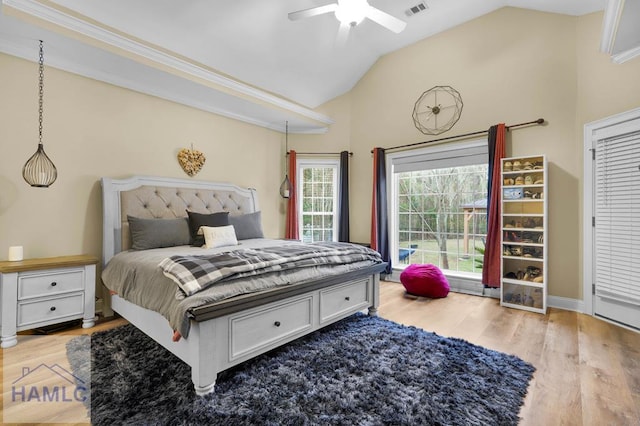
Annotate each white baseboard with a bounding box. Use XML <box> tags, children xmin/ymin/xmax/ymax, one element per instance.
<box><xmin>384</xmin><ymin>272</ymin><xmax>586</xmax><ymax>314</ymax></box>
<box><xmin>483</xmin><ymin>287</ymin><xmax>500</xmax><ymax>299</ymax></box>
<box><xmin>446</xmin><ymin>275</ymin><xmax>484</xmax><ymax>296</ymax></box>
<box><xmin>387</xmin><ymin>270</ymin><xmax>484</xmax><ymax>296</ymax></box>
<box><xmin>547</xmin><ymin>295</ymin><xmax>585</xmax><ymax>313</ymax></box>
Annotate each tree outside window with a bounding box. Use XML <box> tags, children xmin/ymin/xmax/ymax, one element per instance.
<box><xmin>396</xmin><ymin>164</ymin><xmax>488</xmax><ymax>274</ymax></box>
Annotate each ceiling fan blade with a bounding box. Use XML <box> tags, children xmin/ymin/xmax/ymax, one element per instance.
<box><xmin>365</xmin><ymin>6</ymin><xmax>407</xmax><ymax>33</ymax></box>
<box><xmin>335</xmin><ymin>22</ymin><xmax>351</xmax><ymax>47</ymax></box>
<box><xmin>288</xmin><ymin>3</ymin><xmax>338</xmax><ymax>21</ymax></box>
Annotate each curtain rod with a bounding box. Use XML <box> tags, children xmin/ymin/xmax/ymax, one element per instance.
<box><xmin>287</xmin><ymin>151</ymin><xmax>353</xmax><ymax>156</ymax></box>
<box><xmin>373</xmin><ymin>118</ymin><xmax>545</xmax><ymax>153</ymax></box>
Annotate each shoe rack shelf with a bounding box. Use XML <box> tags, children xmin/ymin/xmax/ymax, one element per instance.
<box><xmin>500</xmin><ymin>155</ymin><xmax>547</xmax><ymax>314</ymax></box>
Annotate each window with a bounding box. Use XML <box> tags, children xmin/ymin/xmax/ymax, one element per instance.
<box><xmin>389</xmin><ymin>140</ymin><xmax>488</xmax><ymax>277</ymax></box>
<box><xmin>297</xmin><ymin>159</ymin><xmax>339</xmax><ymax>243</ymax></box>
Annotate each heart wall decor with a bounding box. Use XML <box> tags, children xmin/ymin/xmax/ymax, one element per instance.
<box><xmin>177</xmin><ymin>145</ymin><xmax>206</xmax><ymax>177</ymax></box>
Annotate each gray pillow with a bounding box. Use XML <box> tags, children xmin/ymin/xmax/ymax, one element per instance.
<box><xmin>127</xmin><ymin>216</ymin><xmax>190</xmax><ymax>250</ymax></box>
<box><xmin>229</xmin><ymin>211</ymin><xmax>264</xmax><ymax>240</ymax></box>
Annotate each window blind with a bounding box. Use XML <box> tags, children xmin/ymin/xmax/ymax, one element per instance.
<box><xmin>391</xmin><ymin>141</ymin><xmax>487</xmax><ymax>173</ymax></box>
<box><xmin>594</xmin><ymin>130</ymin><xmax>640</xmax><ymax>306</ymax></box>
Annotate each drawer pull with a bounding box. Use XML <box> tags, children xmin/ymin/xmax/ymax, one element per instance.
<box><xmin>274</xmin><ymin>321</ymin><xmax>281</xmax><ymax>327</ymax></box>
<box><xmin>345</xmin><ymin>296</ymin><xmax>350</xmax><ymax>301</ymax></box>
<box><xmin>50</xmin><ymin>282</ymin><xmax>57</xmax><ymax>287</ymax></box>
<box><xmin>50</xmin><ymin>306</ymin><xmax>56</xmax><ymax>311</ymax></box>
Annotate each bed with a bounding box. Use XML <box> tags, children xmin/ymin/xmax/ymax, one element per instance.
<box><xmin>101</xmin><ymin>175</ymin><xmax>386</xmax><ymax>395</ymax></box>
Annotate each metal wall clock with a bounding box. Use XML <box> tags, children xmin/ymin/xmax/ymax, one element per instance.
<box><xmin>412</xmin><ymin>85</ymin><xmax>463</xmax><ymax>135</ymax></box>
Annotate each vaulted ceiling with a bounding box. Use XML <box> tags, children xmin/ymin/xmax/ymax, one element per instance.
<box><xmin>0</xmin><ymin>0</ymin><xmax>623</xmax><ymax>133</ymax></box>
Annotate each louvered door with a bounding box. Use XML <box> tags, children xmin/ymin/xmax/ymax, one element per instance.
<box><xmin>593</xmin><ymin>122</ymin><xmax>640</xmax><ymax>330</ymax></box>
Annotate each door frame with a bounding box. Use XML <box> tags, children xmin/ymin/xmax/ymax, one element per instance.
<box><xmin>583</xmin><ymin>106</ymin><xmax>640</xmax><ymax>316</ymax></box>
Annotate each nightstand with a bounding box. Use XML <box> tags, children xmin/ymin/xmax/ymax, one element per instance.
<box><xmin>0</xmin><ymin>255</ymin><xmax>97</xmax><ymax>348</ymax></box>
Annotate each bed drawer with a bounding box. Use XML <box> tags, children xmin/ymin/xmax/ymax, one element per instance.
<box><xmin>320</xmin><ymin>278</ymin><xmax>370</xmax><ymax>324</ymax></box>
<box><xmin>230</xmin><ymin>296</ymin><xmax>313</xmax><ymax>361</ymax></box>
<box><xmin>17</xmin><ymin>292</ymin><xmax>84</xmax><ymax>328</ymax></box>
<box><xmin>18</xmin><ymin>268</ymin><xmax>85</xmax><ymax>300</ymax></box>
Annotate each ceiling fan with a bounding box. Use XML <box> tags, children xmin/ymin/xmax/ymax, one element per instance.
<box><xmin>288</xmin><ymin>0</ymin><xmax>407</xmax><ymax>34</ymax></box>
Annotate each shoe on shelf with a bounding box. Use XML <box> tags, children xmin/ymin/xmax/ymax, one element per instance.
<box><xmin>504</xmin><ymin>161</ymin><xmax>513</xmax><ymax>171</ymax></box>
<box><xmin>512</xmin><ymin>160</ymin><xmax>522</xmax><ymax>171</ymax></box>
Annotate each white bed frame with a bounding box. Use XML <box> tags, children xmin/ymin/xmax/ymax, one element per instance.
<box><xmin>101</xmin><ymin>175</ymin><xmax>384</xmax><ymax>395</ymax></box>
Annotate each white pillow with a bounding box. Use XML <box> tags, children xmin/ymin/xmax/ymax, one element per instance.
<box><xmin>199</xmin><ymin>225</ymin><xmax>239</xmax><ymax>249</ymax></box>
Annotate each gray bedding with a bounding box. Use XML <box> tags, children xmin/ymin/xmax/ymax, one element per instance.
<box><xmin>101</xmin><ymin>238</ymin><xmax>380</xmax><ymax>338</ymax></box>
<box><xmin>160</xmin><ymin>241</ymin><xmax>382</xmax><ymax>297</ymax></box>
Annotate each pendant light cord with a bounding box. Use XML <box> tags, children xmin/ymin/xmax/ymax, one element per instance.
<box><xmin>38</xmin><ymin>40</ymin><xmax>44</xmax><ymax>146</ymax></box>
<box><xmin>279</xmin><ymin>121</ymin><xmax>292</xmax><ymax>198</ymax></box>
<box><xmin>285</xmin><ymin>120</ymin><xmax>289</xmax><ymax>174</ymax></box>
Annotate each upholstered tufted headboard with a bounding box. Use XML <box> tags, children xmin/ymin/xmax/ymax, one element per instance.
<box><xmin>101</xmin><ymin>176</ymin><xmax>259</xmax><ymax>265</ymax></box>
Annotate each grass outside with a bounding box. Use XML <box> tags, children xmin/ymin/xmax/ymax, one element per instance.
<box><xmin>398</xmin><ymin>238</ymin><xmax>485</xmax><ymax>273</ymax></box>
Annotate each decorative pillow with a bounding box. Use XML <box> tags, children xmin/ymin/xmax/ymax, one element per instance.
<box><xmin>399</xmin><ymin>264</ymin><xmax>450</xmax><ymax>298</ymax></box>
<box><xmin>200</xmin><ymin>225</ymin><xmax>238</xmax><ymax>249</ymax></box>
<box><xmin>229</xmin><ymin>211</ymin><xmax>264</xmax><ymax>240</ymax></box>
<box><xmin>186</xmin><ymin>211</ymin><xmax>230</xmax><ymax>247</ymax></box>
<box><xmin>127</xmin><ymin>216</ymin><xmax>190</xmax><ymax>250</ymax></box>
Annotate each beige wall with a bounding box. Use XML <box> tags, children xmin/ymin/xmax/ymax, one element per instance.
<box><xmin>300</xmin><ymin>7</ymin><xmax>640</xmax><ymax>301</ymax></box>
<box><xmin>2</xmin><ymin>7</ymin><xmax>639</xmax><ymax>303</ymax></box>
<box><xmin>576</xmin><ymin>13</ymin><xmax>640</xmax><ymax>125</ymax></box>
<box><xmin>0</xmin><ymin>53</ymin><xmax>286</xmax><ymax>266</ymax></box>
<box><xmin>349</xmin><ymin>7</ymin><xmax>581</xmax><ymax>299</ymax></box>
<box><xmin>575</xmin><ymin>12</ymin><xmax>640</xmax><ymax>301</ymax></box>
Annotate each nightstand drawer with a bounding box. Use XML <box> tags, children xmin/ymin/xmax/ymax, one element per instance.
<box><xmin>17</xmin><ymin>293</ymin><xmax>84</xmax><ymax>328</ymax></box>
<box><xmin>18</xmin><ymin>268</ymin><xmax>84</xmax><ymax>300</ymax></box>
<box><xmin>320</xmin><ymin>278</ymin><xmax>370</xmax><ymax>323</ymax></box>
<box><xmin>1</xmin><ymin>255</ymin><xmax>97</xmax><ymax>348</ymax></box>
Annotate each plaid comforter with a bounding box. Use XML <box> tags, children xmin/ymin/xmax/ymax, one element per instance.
<box><xmin>159</xmin><ymin>242</ymin><xmax>382</xmax><ymax>297</ymax></box>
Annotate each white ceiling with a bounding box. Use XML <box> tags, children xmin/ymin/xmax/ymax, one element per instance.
<box><xmin>0</xmin><ymin>0</ymin><xmax>612</xmax><ymax>133</ymax></box>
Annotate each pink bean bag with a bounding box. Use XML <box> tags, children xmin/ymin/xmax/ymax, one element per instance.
<box><xmin>400</xmin><ymin>264</ymin><xmax>450</xmax><ymax>298</ymax></box>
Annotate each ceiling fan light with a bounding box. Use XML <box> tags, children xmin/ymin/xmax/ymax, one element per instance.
<box><xmin>335</xmin><ymin>0</ymin><xmax>369</xmax><ymax>26</ymax></box>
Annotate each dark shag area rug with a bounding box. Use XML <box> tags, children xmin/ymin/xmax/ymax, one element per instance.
<box><xmin>67</xmin><ymin>313</ymin><xmax>535</xmax><ymax>426</ymax></box>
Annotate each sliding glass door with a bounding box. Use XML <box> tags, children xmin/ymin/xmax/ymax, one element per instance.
<box><xmin>388</xmin><ymin>140</ymin><xmax>488</xmax><ymax>281</ymax></box>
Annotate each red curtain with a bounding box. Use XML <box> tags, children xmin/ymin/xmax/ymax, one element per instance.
<box><xmin>285</xmin><ymin>150</ymin><xmax>299</xmax><ymax>240</ymax></box>
<box><xmin>482</xmin><ymin>124</ymin><xmax>506</xmax><ymax>287</ymax></box>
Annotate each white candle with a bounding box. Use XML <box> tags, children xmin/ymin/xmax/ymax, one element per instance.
<box><xmin>8</xmin><ymin>246</ymin><xmax>23</xmax><ymax>262</ymax></box>
<box><xmin>284</xmin><ymin>189</ymin><xmax>290</xmax><ymax>198</ymax></box>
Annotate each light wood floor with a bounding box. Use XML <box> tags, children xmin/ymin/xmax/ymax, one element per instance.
<box><xmin>2</xmin><ymin>282</ymin><xmax>639</xmax><ymax>425</ymax></box>
<box><xmin>0</xmin><ymin>317</ymin><xmax>128</xmax><ymax>426</ymax></box>
<box><xmin>378</xmin><ymin>281</ymin><xmax>640</xmax><ymax>426</ymax></box>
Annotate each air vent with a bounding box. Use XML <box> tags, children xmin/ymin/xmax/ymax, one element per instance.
<box><xmin>405</xmin><ymin>2</ymin><xmax>428</xmax><ymax>17</ymax></box>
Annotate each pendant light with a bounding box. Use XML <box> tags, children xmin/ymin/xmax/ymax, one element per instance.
<box><xmin>279</xmin><ymin>121</ymin><xmax>292</xmax><ymax>198</ymax></box>
<box><xmin>23</xmin><ymin>40</ymin><xmax>57</xmax><ymax>188</ymax></box>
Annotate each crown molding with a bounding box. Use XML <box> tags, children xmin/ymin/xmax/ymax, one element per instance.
<box><xmin>600</xmin><ymin>0</ymin><xmax>640</xmax><ymax>64</ymax></box>
<box><xmin>611</xmin><ymin>44</ymin><xmax>640</xmax><ymax>64</ymax></box>
<box><xmin>2</xmin><ymin>0</ymin><xmax>334</xmax><ymax>133</ymax></box>
<box><xmin>0</xmin><ymin>34</ymin><xmax>329</xmax><ymax>134</ymax></box>
<box><xmin>600</xmin><ymin>0</ymin><xmax>624</xmax><ymax>53</ymax></box>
